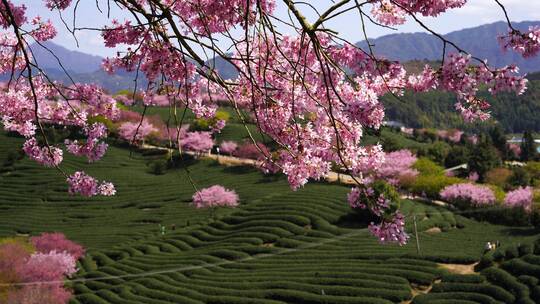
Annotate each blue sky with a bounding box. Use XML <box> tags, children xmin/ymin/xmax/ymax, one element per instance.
<box><xmin>13</xmin><ymin>0</ymin><xmax>540</xmax><ymax>58</ymax></box>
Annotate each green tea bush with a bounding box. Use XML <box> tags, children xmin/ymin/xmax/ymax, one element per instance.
<box><xmin>409</xmin><ymin>175</ymin><xmax>463</xmax><ymax>198</ymax></box>
<box><xmin>481</xmin><ymin>267</ymin><xmax>530</xmax><ymax>300</ymax></box>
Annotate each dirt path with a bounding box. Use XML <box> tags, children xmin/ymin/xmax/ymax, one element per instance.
<box><xmin>401</xmin><ymin>262</ymin><xmax>477</xmax><ymax>303</ymax></box>
<box><xmin>437</xmin><ymin>262</ymin><xmax>478</xmax><ymax>275</ymax></box>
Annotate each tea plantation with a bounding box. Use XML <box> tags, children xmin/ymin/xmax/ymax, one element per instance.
<box><xmin>1</xmin><ymin>131</ymin><xmax>540</xmax><ymax>303</ymax></box>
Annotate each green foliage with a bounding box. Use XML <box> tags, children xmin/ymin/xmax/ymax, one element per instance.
<box><xmin>147</xmin><ymin>159</ymin><xmax>167</xmax><ymax>175</ymax></box>
<box><xmin>489</xmin><ymin>125</ymin><xmax>508</xmax><ymax>158</ymax></box>
<box><xmin>508</xmin><ymin>167</ymin><xmax>532</xmax><ymax>188</ymax></box>
<box><xmin>88</xmin><ymin>115</ymin><xmax>116</xmax><ymax>132</ymax></box>
<box><xmin>413</xmin><ymin>158</ymin><xmax>445</xmax><ymax>176</ymax></box>
<box><xmin>468</xmin><ymin>140</ymin><xmax>501</xmax><ymax>181</ymax></box>
<box><xmin>424</xmin><ymin>141</ymin><xmax>451</xmax><ymax>164</ymax></box>
<box><xmin>445</xmin><ymin>146</ymin><xmax>471</xmax><ymax>168</ymax></box>
<box><xmin>486</xmin><ymin>184</ymin><xmax>506</xmax><ymax>203</ymax></box>
<box><xmin>192</xmin><ymin>110</ymin><xmax>231</xmax><ymax>131</ymax></box>
<box><xmin>525</xmin><ymin>162</ymin><xmax>540</xmax><ymax>181</ymax></box>
<box><xmin>521</xmin><ymin>131</ymin><xmax>537</xmax><ymax>161</ymax></box>
<box><xmin>383</xmin><ymin>80</ymin><xmax>540</xmax><ymax>134</ymax></box>
<box><xmin>409</xmin><ymin>175</ymin><xmax>463</xmax><ymax>198</ymax></box>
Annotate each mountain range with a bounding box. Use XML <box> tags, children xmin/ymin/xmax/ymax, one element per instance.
<box><xmin>6</xmin><ymin>21</ymin><xmax>540</xmax><ymax>93</ymax></box>
<box><xmin>356</xmin><ymin>21</ymin><xmax>540</xmax><ymax>73</ymax></box>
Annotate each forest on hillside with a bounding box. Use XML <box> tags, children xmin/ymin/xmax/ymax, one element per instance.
<box><xmin>383</xmin><ymin>77</ymin><xmax>540</xmax><ymax>133</ymax></box>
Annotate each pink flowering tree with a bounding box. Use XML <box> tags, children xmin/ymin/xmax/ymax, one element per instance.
<box><xmin>219</xmin><ymin>141</ymin><xmax>238</xmax><ymax>155</ymax></box>
<box><xmin>504</xmin><ymin>186</ymin><xmax>533</xmax><ymax>212</ymax></box>
<box><xmin>377</xmin><ymin>149</ymin><xmax>419</xmax><ymax>186</ymax></box>
<box><xmin>0</xmin><ymin>1</ymin><xmax>538</xmax><ymax>243</ymax></box>
<box><xmin>440</xmin><ymin>183</ymin><xmax>496</xmax><ymax>207</ymax></box>
<box><xmin>118</xmin><ymin>120</ymin><xmax>158</xmax><ymax>145</ymax></box>
<box><xmin>0</xmin><ymin>234</ymin><xmax>84</xmax><ymax>303</ymax></box>
<box><xmin>181</xmin><ymin>131</ymin><xmax>214</xmax><ymax>155</ymax></box>
<box><xmin>192</xmin><ymin>185</ymin><xmax>239</xmax><ymax>219</ymax></box>
<box><xmin>30</xmin><ymin>232</ymin><xmax>85</xmax><ymax>260</ymax></box>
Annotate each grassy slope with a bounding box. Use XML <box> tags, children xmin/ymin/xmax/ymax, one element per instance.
<box><xmin>1</xmin><ymin>131</ymin><xmax>539</xmax><ymax>303</ymax></box>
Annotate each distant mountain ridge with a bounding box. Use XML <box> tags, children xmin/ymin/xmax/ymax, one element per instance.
<box><xmin>356</xmin><ymin>21</ymin><xmax>540</xmax><ymax>72</ymax></box>
<box><xmin>7</xmin><ymin>21</ymin><xmax>539</xmax><ymax>93</ymax></box>
<box><xmin>31</xmin><ymin>41</ymin><xmax>103</xmax><ymax>74</ymax></box>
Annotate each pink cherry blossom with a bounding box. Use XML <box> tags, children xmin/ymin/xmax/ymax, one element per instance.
<box><xmin>347</xmin><ymin>186</ymin><xmax>390</xmax><ymax>216</ymax></box>
<box><xmin>7</xmin><ymin>284</ymin><xmax>72</xmax><ymax>304</ymax></box>
<box><xmin>377</xmin><ymin>149</ymin><xmax>418</xmax><ymax>185</ymax></box>
<box><xmin>118</xmin><ymin>120</ymin><xmax>157</xmax><ymax>144</ymax></box>
<box><xmin>30</xmin><ymin>16</ymin><xmax>57</xmax><ymax>41</ymax></box>
<box><xmin>17</xmin><ymin>251</ymin><xmax>77</xmax><ymax>282</ymax></box>
<box><xmin>44</xmin><ymin>0</ymin><xmax>72</xmax><ymax>10</ymax></box>
<box><xmin>23</xmin><ymin>137</ymin><xmax>63</xmax><ymax>167</ymax></box>
<box><xmin>31</xmin><ymin>232</ymin><xmax>85</xmax><ymax>260</ymax></box>
<box><xmin>65</xmin><ymin>122</ymin><xmax>108</xmax><ymax>162</ymax></box>
<box><xmin>468</xmin><ymin>171</ymin><xmax>479</xmax><ymax>182</ymax></box>
<box><xmin>507</xmin><ymin>143</ymin><xmax>521</xmax><ymax>158</ymax></box>
<box><xmin>504</xmin><ymin>186</ymin><xmax>533</xmax><ymax>212</ymax></box>
<box><xmin>440</xmin><ymin>183</ymin><xmax>496</xmax><ymax>206</ymax></box>
<box><xmin>181</xmin><ymin>131</ymin><xmax>214</xmax><ymax>153</ymax></box>
<box><xmin>499</xmin><ymin>26</ymin><xmax>540</xmax><ymax>58</ymax></box>
<box><xmin>371</xmin><ymin>1</ymin><xmax>406</xmax><ymax>26</ymax></box>
<box><xmin>368</xmin><ymin>212</ymin><xmax>409</xmax><ymax>246</ymax></box>
<box><xmin>66</xmin><ymin>171</ymin><xmax>115</xmax><ymax>197</ymax></box>
<box><xmin>219</xmin><ymin>141</ymin><xmax>238</xmax><ymax>155</ymax></box>
<box><xmin>192</xmin><ymin>185</ymin><xmax>239</xmax><ymax>208</ymax></box>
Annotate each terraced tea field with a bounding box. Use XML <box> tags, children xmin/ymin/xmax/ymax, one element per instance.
<box><xmin>1</xmin><ymin>131</ymin><xmax>540</xmax><ymax>303</ymax></box>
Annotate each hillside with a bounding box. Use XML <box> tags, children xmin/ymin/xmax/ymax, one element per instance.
<box><xmin>2</xmin><ymin>130</ymin><xmax>540</xmax><ymax>303</ymax></box>
<box><xmin>383</xmin><ymin>77</ymin><xmax>540</xmax><ymax>133</ymax></box>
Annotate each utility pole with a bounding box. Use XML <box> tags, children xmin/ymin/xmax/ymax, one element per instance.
<box><xmin>413</xmin><ymin>215</ymin><xmax>421</xmax><ymax>255</ymax></box>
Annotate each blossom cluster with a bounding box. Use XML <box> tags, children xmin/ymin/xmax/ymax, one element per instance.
<box><xmin>162</xmin><ymin>0</ymin><xmax>275</xmax><ymax>34</ymax></box>
<box><xmin>67</xmin><ymin>171</ymin><xmax>116</xmax><ymax>197</ymax></box>
<box><xmin>370</xmin><ymin>0</ymin><xmax>467</xmax><ymax>26</ymax></box>
<box><xmin>440</xmin><ymin>183</ymin><xmax>496</xmax><ymax>206</ymax></box>
<box><xmin>499</xmin><ymin>26</ymin><xmax>540</xmax><ymax>58</ymax></box>
<box><xmin>65</xmin><ymin>123</ymin><xmax>108</xmax><ymax>162</ymax></box>
<box><xmin>504</xmin><ymin>186</ymin><xmax>533</xmax><ymax>212</ymax></box>
<box><xmin>368</xmin><ymin>212</ymin><xmax>409</xmax><ymax>246</ymax></box>
<box><xmin>192</xmin><ymin>185</ymin><xmax>239</xmax><ymax>209</ymax></box>
<box><xmin>347</xmin><ymin>186</ymin><xmax>389</xmax><ymax>216</ymax></box>
<box><xmin>31</xmin><ymin>232</ymin><xmax>85</xmax><ymax>260</ymax></box>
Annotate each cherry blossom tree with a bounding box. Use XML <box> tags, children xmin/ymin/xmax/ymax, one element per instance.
<box><xmin>181</xmin><ymin>131</ymin><xmax>214</xmax><ymax>154</ymax></box>
<box><xmin>192</xmin><ymin>185</ymin><xmax>239</xmax><ymax>212</ymax></box>
<box><xmin>0</xmin><ymin>234</ymin><xmax>84</xmax><ymax>303</ymax></box>
<box><xmin>0</xmin><ymin>0</ymin><xmax>538</xmax><ymax>244</ymax></box>
<box><xmin>376</xmin><ymin>149</ymin><xmax>418</xmax><ymax>186</ymax></box>
<box><xmin>440</xmin><ymin>183</ymin><xmax>496</xmax><ymax>207</ymax></box>
<box><xmin>219</xmin><ymin>141</ymin><xmax>238</xmax><ymax>155</ymax></box>
<box><xmin>30</xmin><ymin>232</ymin><xmax>85</xmax><ymax>260</ymax></box>
<box><xmin>504</xmin><ymin>186</ymin><xmax>533</xmax><ymax>212</ymax></box>
<box><xmin>118</xmin><ymin>120</ymin><xmax>158</xmax><ymax>144</ymax></box>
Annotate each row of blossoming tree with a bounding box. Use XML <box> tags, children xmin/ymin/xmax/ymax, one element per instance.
<box><xmin>0</xmin><ymin>0</ymin><xmax>539</xmax><ymax>244</ymax></box>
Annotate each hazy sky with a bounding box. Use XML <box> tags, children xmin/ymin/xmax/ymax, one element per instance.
<box><xmin>12</xmin><ymin>0</ymin><xmax>540</xmax><ymax>58</ymax></box>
